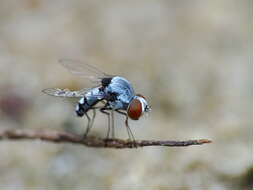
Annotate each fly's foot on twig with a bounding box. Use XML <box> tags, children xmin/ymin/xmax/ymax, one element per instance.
<box><xmin>83</xmin><ymin>133</ymin><xmax>88</xmax><ymax>139</ymax></box>
<box><xmin>126</xmin><ymin>139</ymin><xmax>138</xmax><ymax>148</ymax></box>
<box><xmin>103</xmin><ymin>138</ymin><xmax>115</xmax><ymax>147</ymax></box>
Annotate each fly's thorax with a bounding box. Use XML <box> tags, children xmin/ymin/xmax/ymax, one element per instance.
<box><xmin>104</xmin><ymin>76</ymin><xmax>135</xmax><ymax>110</ymax></box>
<box><xmin>127</xmin><ymin>95</ymin><xmax>150</xmax><ymax>120</ymax></box>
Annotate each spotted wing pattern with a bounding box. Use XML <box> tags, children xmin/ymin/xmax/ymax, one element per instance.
<box><xmin>42</xmin><ymin>88</ymin><xmax>106</xmax><ymax>99</ymax></box>
<box><xmin>42</xmin><ymin>88</ymin><xmax>89</xmax><ymax>98</ymax></box>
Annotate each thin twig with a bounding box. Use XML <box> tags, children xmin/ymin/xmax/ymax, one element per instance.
<box><xmin>0</xmin><ymin>129</ymin><xmax>212</xmax><ymax>149</ymax></box>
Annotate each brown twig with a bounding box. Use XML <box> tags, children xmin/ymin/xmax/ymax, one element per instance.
<box><xmin>0</xmin><ymin>129</ymin><xmax>212</xmax><ymax>149</ymax></box>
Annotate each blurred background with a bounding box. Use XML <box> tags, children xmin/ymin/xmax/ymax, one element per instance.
<box><xmin>0</xmin><ymin>0</ymin><xmax>253</xmax><ymax>189</ymax></box>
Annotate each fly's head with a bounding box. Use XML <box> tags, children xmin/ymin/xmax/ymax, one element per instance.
<box><xmin>127</xmin><ymin>94</ymin><xmax>151</xmax><ymax>120</ymax></box>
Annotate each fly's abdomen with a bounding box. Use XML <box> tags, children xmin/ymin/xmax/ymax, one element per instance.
<box><xmin>75</xmin><ymin>96</ymin><xmax>101</xmax><ymax>117</ymax></box>
<box><xmin>76</xmin><ymin>97</ymin><xmax>99</xmax><ymax>117</ymax></box>
<box><xmin>75</xmin><ymin>87</ymin><xmax>105</xmax><ymax>117</ymax></box>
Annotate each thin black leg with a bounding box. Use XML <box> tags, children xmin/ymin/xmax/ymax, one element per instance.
<box><xmin>90</xmin><ymin>109</ymin><xmax>96</xmax><ymax>127</ymax></box>
<box><xmin>83</xmin><ymin>109</ymin><xmax>97</xmax><ymax>138</ymax></box>
<box><xmin>100</xmin><ymin>107</ymin><xmax>111</xmax><ymax>139</ymax></box>
<box><xmin>115</xmin><ymin>110</ymin><xmax>136</xmax><ymax>143</ymax></box>
<box><xmin>94</xmin><ymin>105</ymin><xmax>115</xmax><ymax>139</ymax></box>
<box><xmin>83</xmin><ymin>113</ymin><xmax>91</xmax><ymax>138</ymax></box>
<box><xmin>111</xmin><ymin>110</ymin><xmax>115</xmax><ymax>138</ymax></box>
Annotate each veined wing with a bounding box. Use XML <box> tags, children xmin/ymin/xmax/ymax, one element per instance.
<box><xmin>59</xmin><ymin>58</ymin><xmax>114</xmax><ymax>83</ymax></box>
<box><xmin>42</xmin><ymin>88</ymin><xmax>105</xmax><ymax>99</ymax></box>
<box><xmin>42</xmin><ymin>88</ymin><xmax>89</xmax><ymax>98</ymax></box>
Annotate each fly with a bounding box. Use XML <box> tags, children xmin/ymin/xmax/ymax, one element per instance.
<box><xmin>42</xmin><ymin>58</ymin><xmax>151</xmax><ymax>141</ymax></box>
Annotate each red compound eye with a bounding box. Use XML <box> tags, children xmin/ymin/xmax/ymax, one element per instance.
<box><xmin>127</xmin><ymin>99</ymin><xmax>142</xmax><ymax>120</ymax></box>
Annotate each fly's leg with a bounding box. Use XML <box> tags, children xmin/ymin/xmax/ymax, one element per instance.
<box><xmin>100</xmin><ymin>107</ymin><xmax>111</xmax><ymax>139</ymax></box>
<box><xmin>116</xmin><ymin>110</ymin><xmax>136</xmax><ymax>146</ymax></box>
<box><xmin>90</xmin><ymin>109</ymin><xmax>96</xmax><ymax>129</ymax></box>
<box><xmin>83</xmin><ymin>109</ymin><xmax>96</xmax><ymax>138</ymax></box>
<box><xmin>125</xmin><ymin>115</ymin><xmax>136</xmax><ymax>145</ymax></box>
<box><xmin>84</xmin><ymin>109</ymin><xmax>96</xmax><ymax>137</ymax></box>
<box><xmin>83</xmin><ymin>112</ymin><xmax>91</xmax><ymax>138</ymax></box>
<box><xmin>111</xmin><ymin>110</ymin><xmax>115</xmax><ymax>139</ymax></box>
<box><xmin>91</xmin><ymin>104</ymin><xmax>115</xmax><ymax>139</ymax></box>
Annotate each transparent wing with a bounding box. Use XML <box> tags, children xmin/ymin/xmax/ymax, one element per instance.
<box><xmin>59</xmin><ymin>58</ymin><xmax>113</xmax><ymax>83</ymax></box>
<box><xmin>42</xmin><ymin>88</ymin><xmax>105</xmax><ymax>99</ymax></box>
<box><xmin>42</xmin><ymin>88</ymin><xmax>89</xmax><ymax>98</ymax></box>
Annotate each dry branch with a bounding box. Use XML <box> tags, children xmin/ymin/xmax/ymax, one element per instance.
<box><xmin>0</xmin><ymin>129</ymin><xmax>211</xmax><ymax>149</ymax></box>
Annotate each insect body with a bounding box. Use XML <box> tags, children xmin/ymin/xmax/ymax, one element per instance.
<box><xmin>42</xmin><ymin>59</ymin><xmax>151</xmax><ymax>140</ymax></box>
<box><xmin>75</xmin><ymin>87</ymin><xmax>104</xmax><ymax>117</ymax></box>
